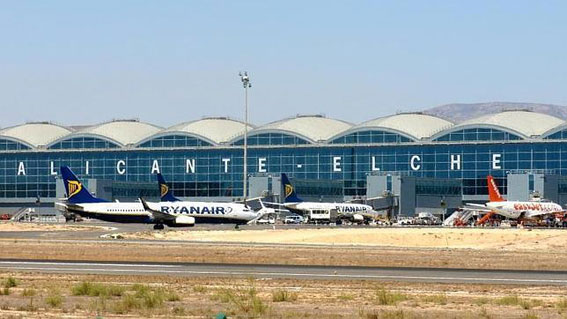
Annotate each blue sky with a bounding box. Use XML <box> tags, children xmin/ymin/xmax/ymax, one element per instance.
<box><xmin>0</xmin><ymin>1</ymin><xmax>565</xmax><ymax>127</ymax></box>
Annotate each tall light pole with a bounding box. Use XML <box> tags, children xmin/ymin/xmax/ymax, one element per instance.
<box><xmin>239</xmin><ymin>71</ymin><xmax>251</xmax><ymax>204</ymax></box>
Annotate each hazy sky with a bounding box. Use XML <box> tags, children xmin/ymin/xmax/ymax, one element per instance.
<box><xmin>0</xmin><ymin>1</ymin><xmax>565</xmax><ymax>128</ymax></box>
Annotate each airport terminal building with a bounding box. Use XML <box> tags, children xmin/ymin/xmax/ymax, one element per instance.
<box><xmin>2</xmin><ymin>110</ymin><xmax>567</xmax><ymax>216</ymax></box>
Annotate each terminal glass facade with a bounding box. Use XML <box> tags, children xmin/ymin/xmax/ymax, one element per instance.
<box><xmin>1</xmin><ymin>141</ymin><xmax>566</xmax><ymax>200</ymax></box>
<box><xmin>49</xmin><ymin>137</ymin><xmax>120</xmax><ymax>149</ymax></box>
<box><xmin>433</xmin><ymin>128</ymin><xmax>522</xmax><ymax>142</ymax></box>
<box><xmin>330</xmin><ymin>130</ymin><xmax>412</xmax><ymax>144</ymax></box>
<box><xmin>0</xmin><ymin>139</ymin><xmax>30</xmax><ymax>151</ymax></box>
<box><xmin>232</xmin><ymin>133</ymin><xmax>309</xmax><ymax>146</ymax></box>
<box><xmin>138</xmin><ymin>135</ymin><xmax>212</xmax><ymax>148</ymax></box>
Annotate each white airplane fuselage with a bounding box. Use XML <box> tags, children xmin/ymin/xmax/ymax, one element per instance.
<box><xmin>485</xmin><ymin>200</ymin><xmax>562</xmax><ymax>219</ymax></box>
<box><xmin>284</xmin><ymin>202</ymin><xmax>373</xmax><ymax>214</ymax></box>
<box><xmin>57</xmin><ymin>200</ymin><xmax>258</xmax><ymax>224</ymax></box>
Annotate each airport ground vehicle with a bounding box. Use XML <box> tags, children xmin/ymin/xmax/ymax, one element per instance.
<box><xmin>284</xmin><ymin>215</ymin><xmax>304</xmax><ymax>224</ymax></box>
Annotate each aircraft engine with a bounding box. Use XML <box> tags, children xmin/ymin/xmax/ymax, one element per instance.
<box><xmin>171</xmin><ymin>215</ymin><xmax>195</xmax><ymax>227</ymax></box>
<box><xmin>352</xmin><ymin>214</ymin><xmax>364</xmax><ymax>222</ymax></box>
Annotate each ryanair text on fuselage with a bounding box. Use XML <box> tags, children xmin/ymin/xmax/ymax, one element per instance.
<box><xmin>160</xmin><ymin>205</ymin><xmax>233</xmax><ymax>215</ymax></box>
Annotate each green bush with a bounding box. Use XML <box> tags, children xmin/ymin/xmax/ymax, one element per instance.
<box><xmin>71</xmin><ymin>281</ymin><xmax>125</xmax><ymax>297</ymax></box>
<box><xmin>4</xmin><ymin>277</ymin><xmax>17</xmax><ymax>288</ymax></box>
<box><xmin>45</xmin><ymin>290</ymin><xmax>64</xmax><ymax>308</ymax></box>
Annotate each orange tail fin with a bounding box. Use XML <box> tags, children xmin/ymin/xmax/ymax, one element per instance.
<box><xmin>487</xmin><ymin>175</ymin><xmax>504</xmax><ymax>202</ymax></box>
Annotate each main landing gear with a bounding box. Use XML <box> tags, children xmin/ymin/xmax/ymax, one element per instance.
<box><xmin>153</xmin><ymin>224</ymin><xmax>165</xmax><ymax>230</ymax></box>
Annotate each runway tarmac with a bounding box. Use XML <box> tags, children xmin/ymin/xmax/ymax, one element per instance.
<box><xmin>1</xmin><ymin>259</ymin><xmax>567</xmax><ymax>285</ymax></box>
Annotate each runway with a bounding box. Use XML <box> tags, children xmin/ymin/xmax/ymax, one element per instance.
<box><xmin>1</xmin><ymin>259</ymin><xmax>567</xmax><ymax>285</ymax></box>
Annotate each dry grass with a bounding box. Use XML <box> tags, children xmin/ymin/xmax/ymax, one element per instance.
<box><xmin>0</xmin><ymin>271</ymin><xmax>564</xmax><ymax>318</ymax></box>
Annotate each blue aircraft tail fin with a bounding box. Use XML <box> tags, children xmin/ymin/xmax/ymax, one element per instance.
<box><xmin>157</xmin><ymin>173</ymin><xmax>180</xmax><ymax>202</ymax></box>
<box><xmin>60</xmin><ymin>166</ymin><xmax>106</xmax><ymax>204</ymax></box>
<box><xmin>281</xmin><ymin>173</ymin><xmax>303</xmax><ymax>203</ymax></box>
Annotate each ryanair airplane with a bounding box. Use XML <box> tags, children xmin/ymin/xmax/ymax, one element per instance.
<box><xmin>279</xmin><ymin>173</ymin><xmax>377</xmax><ymax>222</ymax></box>
<box><xmin>56</xmin><ymin>166</ymin><xmax>260</xmax><ymax>229</ymax></box>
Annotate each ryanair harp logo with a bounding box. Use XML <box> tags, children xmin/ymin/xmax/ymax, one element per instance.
<box><xmin>67</xmin><ymin>180</ymin><xmax>82</xmax><ymax>198</ymax></box>
<box><xmin>285</xmin><ymin>184</ymin><xmax>294</xmax><ymax>198</ymax></box>
<box><xmin>160</xmin><ymin>184</ymin><xmax>169</xmax><ymax>197</ymax></box>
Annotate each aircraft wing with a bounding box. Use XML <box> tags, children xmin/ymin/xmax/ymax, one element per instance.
<box><xmin>461</xmin><ymin>203</ymin><xmax>493</xmax><ymax>213</ymax></box>
<box><xmin>140</xmin><ymin>198</ymin><xmax>177</xmax><ymax>222</ymax></box>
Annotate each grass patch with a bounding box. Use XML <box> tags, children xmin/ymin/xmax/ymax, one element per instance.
<box><xmin>212</xmin><ymin>286</ymin><xmax>268</xmax><ymax>316</ymax></box>
<box><xmin>172</xmin><ymin>306</ymin><xmax>186</xmax><ymax>316</ymax></box>
<box><xmin>4</xmin><ymin>277</ymin><xmax>17</xmax><ymax>288</ymax></box>
<box><xmin>375</xmin><ymin>288</ymin><xmax>407</xmax><ymax>306</ymax></box>
<box><xmin>112</xmin><ymin>294</ymin><xmax>142</xmax><ymax>314</ymax></box>
<box><xmin>422</xmin><ymin>294</ymin><xmax>447</xmax><ymax>305</ymax></box>
<box><xmin>495</xmin><ymin>295</ymin><xmax>520</xmax><ymax>306</ymax></box>
<box><xmin>495</xmin><ymin>295</ymin><xmax>542</xmax><ymax>309</ymax></box>
<box><xmin>71</xmin><ymin>281</ymin><xmax>125</xmax><ymax>297</ymax></box>
<box><xmin>45</xmin><ymin>290</ymin><xmax>64</xmax><ymax>308</ymax></box>
<box><xmin>272</xmin><ymin>289</ymin><xmax>298</xmax><ymax>302</ymax></box>
<box><xmin>474</xmin><ymin>297</ymin><xmax>490</xmax><ymax>305</ymax></box>
<box><xmin>337</xmin><ymin>293</ymin><xmax>354</xmax><ymax>301</ymax></box>
<box><xmin>165</xmin><ymin>289</ymin><xmax>181</xmax><ymax>302</ymax></box>
<box><xmin>193</xmin><ymin>285</ymin><xmax>207</xmax><ymax>293</ymax></box>
<box><xmin>556</xmin><ymin>298</ymin><xmax>567</xmax><ymax>310</ymax></box>
<box><xmin>522</xmin><ymin>312</ymin><xmax>539</xmax><ymax>319</ymax></box>
<box><xmin>22</xmin><ymin>288</ymin><xmax>36</xmax><ymax>297</ymax></box>
<box><xmin>1</xmin><ymin>287</ymin><xmax>10</xmax><ymax>295</ymax></box>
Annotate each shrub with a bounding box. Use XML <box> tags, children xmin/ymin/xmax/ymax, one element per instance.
<box><xmin>45</xmin><ymin>290</ymin><xmax>64</xmax><ymax>308</ymax></box>
<box><xmin>4</xmin><ymin>277</ymin><xmax>17</xmax><ymax>288</ymax></box>
<box><xmin>272</xmin><ymin>289</ymin><xmax>298</xmax><ymax>302</ymax></box>
<box><xmin>22</xmin><ymin>288</ymin><xmax>36</xmax><ymax>297</ymax></box>
<box><xmin>71</xmin><ymin>281</ymin><xmax>124</xmax><ymax>297</ymax></box>
<box><xmin>375</xmin><ymin>288</ymin><xmax>407</xmax><ymax>306</ymax></box>
<box><xmin>193</xmin><ymin>285</ymin><xmax>207</xmax><ymax>293</ymax></box>
<box><xmin>112</xmin><ymin>294</ymin><xmax>141</xmax><ymax>314</ymax></box>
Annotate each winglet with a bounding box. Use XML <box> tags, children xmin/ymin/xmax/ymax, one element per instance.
<box><xmin>487</xmin><ymin>175</ymin><xmax>504</xmax><ymax>202</ymax></box>
<box><xmin>281</xmin><ymin>173</ymin><xmax>303</xmax><ymax>203</ymax></box>
<box><xmin>157</xmin><ymin>173</ymin><xmax>180</xmax><ymax>202</ymax></box>
<box><xmin>140</xmin><ymin>197</ymin><xmax>151</xmax><ymax>211</ymax></box>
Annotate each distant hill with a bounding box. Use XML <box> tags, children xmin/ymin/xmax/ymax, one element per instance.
<box><xmin>423</xmin><ymin>102</ymin><xmax>567</xmax><ymax>123</ymax></box>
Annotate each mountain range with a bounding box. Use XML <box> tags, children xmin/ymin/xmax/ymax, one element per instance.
<box><xmin>423</xmin><ymin>102</ymin><xmax>567</xmax><ymax>123</ymax></box>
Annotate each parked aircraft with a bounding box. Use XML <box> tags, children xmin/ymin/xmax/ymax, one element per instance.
<box><xmin>464</xmin><ymin>175</ymin><xmax>563</xmax><ymax>223</ymax></box>
<box><xmin>56</xmin><ymin>166</ymin><xmax>261</xmax><ymax>229</ymax></box>
<box><xmin>275</xmin><ymin>173</ymin><xmax>378</xmax><ymax>222</ymax></box>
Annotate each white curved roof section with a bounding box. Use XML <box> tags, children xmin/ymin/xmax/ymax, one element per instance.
<box><xmin>232</xmin><ymin>115</ymin><xmax>352</xmax><ymax>144</ymax></box>
<box><xmin>50</xmin><ymin>120</ymin><xmax>162</xmax><ymax>147</ymax></box>
<box><xmin>140</xmin><ymin>118</ymin><xmax>253</xmax><ymax>146</ymax></box>
<box><xmin>432</xmin><ymin>111</ymin><xmax>564</xmax><ymax>139</ymax></box>
<box><xmin>331</xmin><ymin>113</ymin><xmax>453</xmax><ymax>142</ymax></box>
<box><xmin>0</xmin><ymin>123</ymin><xmax>72</xmax><ymax>148</ymax></box>
<box><xmin>541</xmin><ymin>122</ymin><xmax>567</xmax><ymax>139</ymax></box>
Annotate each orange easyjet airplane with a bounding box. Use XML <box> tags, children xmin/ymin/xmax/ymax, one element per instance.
<box><xmin>465</xmin><ymin>176</ymin><xmax>563</xmax><ymax>220</ymax></box>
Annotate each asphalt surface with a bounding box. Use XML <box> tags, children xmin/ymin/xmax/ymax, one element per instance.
<box><xmin>1</xmin><ymin>259</ymin><xmax>567</xmax><ymax>285</ymax></box>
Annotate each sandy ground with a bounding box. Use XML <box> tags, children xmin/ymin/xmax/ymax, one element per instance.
<box><xmin>0</xmin><ymin>221</ymin><xmax>108</xmax><ymax>232</ymax></box>
<box><xmin>124</xmin><ymin>227</ymin><xmax>567</xmax><ymax>251</ymax></box>
<box><xmin>1</xmin><ymin>272</ymin><xmax>566</xmax><ymax>318</ymax></box>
